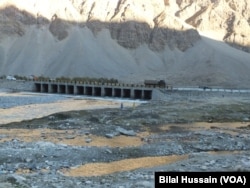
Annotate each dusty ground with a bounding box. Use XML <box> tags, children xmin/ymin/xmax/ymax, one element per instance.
<box><xmin>0</xmin><ymin>90</ymin><xmax>250</xmax><ymax>187</ymax></box>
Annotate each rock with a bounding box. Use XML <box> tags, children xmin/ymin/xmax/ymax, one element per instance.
<box><xmin>36</xmin><ymin>141</ymin><xmax>56</xmax><ymax>148</ymax></box>
<box><xmin>48</xmin><ymin>116</ymin><xmax>55</xmax><ymax>120</ymax></box>
<box><xmin>100</xmin><ymin>179</ymin><xmax>106</xmax><ymax>184</ymax></box>
<box><xmin>200</xmin><ymin>166</ymin><xmax>208</xmax><ymax>170</ymax></box>
<box><xmin>85</xmin><ymin>138</ymin><xmax>92</xmax><ymax>143</ymax></box>
<box><xmin>25</xmin><ymin>158</ymin><xmax>33</xmax><ymax>163</ymax></box>
<box><xmin>118</xmin><ymin>186</ymin><xmax>126</xmax><ymax>188</ymax></box>
<box><xmin>10</xmin><ymin>174</ymin><xmax>26</xmax><ymax>182</ymax></box>
<box><xmin>134</xmin><ymin>181</ymin><xmax>153</xmax><ymax>188</ymax></box>
<box><xmin>105</xmin><ymin>133</ymin><xmax>115</xmax><ymax>138</ymax></box>
<box><xmin>0</xmin><ymin>135</ymin><xmax>7</xmax><ymax>139</ymax></box>
<box><xmin>85</xmin><ymin>180</ymin><xmax>92</xmax><ymax>185</ymax></box>
<box><xmin>105</xmin><ymin>149</ymin><xmax>112</xmax><ymax>154</ymax></box>
<box><xmin>0</xmin><ymin>183</ymin><xmax>14</xmax><ymax>188</ymax></box>
<box><xmin>242</xmin><ymin>117</ymin><xmax>249</xmax><ymax>122</ymax></box>
<box><xmin>65</xmin><ymin>135</ymin><xmax>75</xmax><ymax>139</ymax></box>
<box><xmin>45</xmin><ymin>161</ymin><xmax>54</xmax><ymax>166</ymax></box>
<box><xmin>116</xmin><ymin>127</ymin><xmax>136</xmax><ymax>136</ymax></box>
<box><xmin>49</xmin><ymin>18</ymin><xmax>69</xmax><ymax>40</ymax></box>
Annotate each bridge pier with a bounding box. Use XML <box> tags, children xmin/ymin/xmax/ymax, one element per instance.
<box><xmin>130</xmin><ymin>89</ymin><xmax>135</xmax><ymax>99</ymax></box>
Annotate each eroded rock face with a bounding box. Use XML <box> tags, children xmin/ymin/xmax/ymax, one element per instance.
<box><xmin>63</xmin><ymin>0</ymin><xmax>250</xmax><ymax>52</ymax></box>
<box><xmin>49</xmin><ymin>17</ymin><xmax>69</xmax><ymax>41</ymax></box>
<box><xmin>1</xmin><ymin>0</ymin><xmax>248</xmax><ymax>52</ymax></box>
<box><xmin>77</xmin><ymin>0</ymin><xmax>201</xmax><ymax>51</ymax></box>
<box><xmin>109</xmin><ymin>21</ymin><xmax>151</xmax><ymax>49</ymax></box>
<box><xmin>175</xmin><ymin>0</ymin><xmax>250</xmax><ymax>52</ymax></box>
<box><xmin>0</xmin><ymin>6</ymin><xmax>26</xmax><ymax>37</ymax></box>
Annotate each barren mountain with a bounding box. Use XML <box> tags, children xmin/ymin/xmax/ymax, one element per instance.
<box><xmin>0</xmin><ymin>0</ymin><xmax>249</xmax><ymax>88</ymax></box>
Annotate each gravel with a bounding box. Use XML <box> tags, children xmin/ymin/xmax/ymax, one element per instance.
<box><xmin>0</xmin><ymin>90</ymin><xmax>250</xmax><ymax>187</ymax></box>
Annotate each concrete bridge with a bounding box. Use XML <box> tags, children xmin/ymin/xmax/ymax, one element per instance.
<box><xmin>34</xmin><ymin>81</ymin><xmax>154</xmax><ymax>100</ymax></box>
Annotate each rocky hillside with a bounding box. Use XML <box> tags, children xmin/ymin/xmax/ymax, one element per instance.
<box><xmin>0</xmin><ymin>0</ymin><xmax>249</xmax><ymax>88</ymax></box>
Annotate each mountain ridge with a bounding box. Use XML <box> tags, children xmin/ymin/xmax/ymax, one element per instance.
<box><xmin>0</xmin><ymin>0</ymin><xmax>249</xmax><ymax>88</ymax></box>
